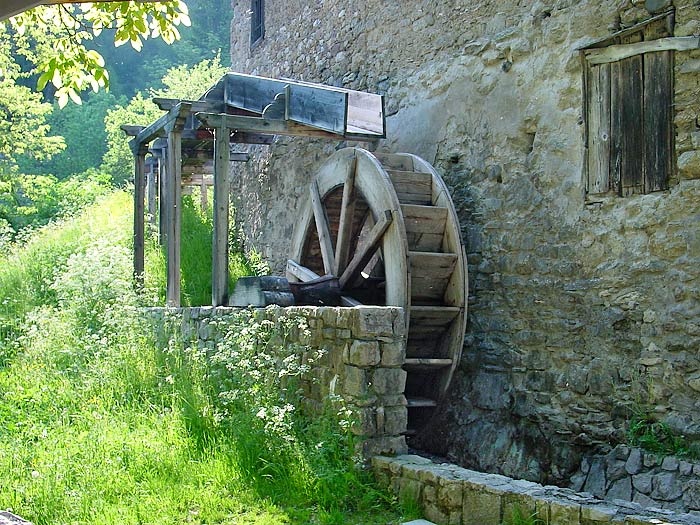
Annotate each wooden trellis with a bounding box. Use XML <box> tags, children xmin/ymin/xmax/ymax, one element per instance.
<box><xmin>123</xmin><ymin>72</ymin><xmax>385</xmax><ymax>307</ymax></box>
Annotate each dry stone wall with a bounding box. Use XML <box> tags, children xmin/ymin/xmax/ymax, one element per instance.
<box><xmin>373</xmin><ymin>455</ymin><xmax>700</xmax><ymax>525</ymax></box>
<box><xmin>148</xmin><ymin>306</ymin><xmax>408</xmax><ymax>458</ymax></box>
<box><xmin>570</xmin><ymin>445</ymin><xmax>700</xmax><ymax>514</ymax></box>
<box><xmin>227</xmin><ymin>0</ymin><xmax>700</xmax><ymax>485</ymax></box>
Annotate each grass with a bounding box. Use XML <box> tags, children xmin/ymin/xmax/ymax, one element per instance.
<box><xmin>628</xmin><ymin>414</ymin><xmax>700</xmax><ymax>461</ymax></box>
<box><xmin>0</xmin><ymin>190</ymin><xmax>406</xmax><ymax>525</ymax></box>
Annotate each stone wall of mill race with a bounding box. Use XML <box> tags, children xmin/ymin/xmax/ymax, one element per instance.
<box><xmin>147</xmin><ymin>306</ymin><xmax>408</xmax><ymax>459</ymax></box>
<box><xmin>226</xmin><ymin>0</ymin><xmax>700</xmax><ymax>485</ymax></box>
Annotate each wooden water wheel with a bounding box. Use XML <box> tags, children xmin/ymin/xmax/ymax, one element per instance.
<box><xmin>287</xmin><ymin>147</ymin><xmax>467</xmax><ymax>432</ymax></box>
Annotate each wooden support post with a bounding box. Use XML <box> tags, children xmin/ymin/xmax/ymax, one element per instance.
<box><xmin>133</xmin><ymin>145</ymin><xmax>148</xmax><ymax>287</ymax></box>
<box><xmin>212</xmin><ymin>126</ymin><xmax>230</xmax><ymax>306</ymax></box>
<box><xmin>146</xmin><ymin>157</ymin><xmax>157</xmax><ymax>226</ymax></box>
<box><xmin>158</xmin><ymin>146</ymin><xmax>168</xmax><ymax>246</ymax></box>
<box><xmin>166</xmin><ymin>129</ymin><xmax>182</xmax><ymax>307</ymax></box>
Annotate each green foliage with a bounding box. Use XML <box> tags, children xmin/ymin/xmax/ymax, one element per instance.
<box><xmin>628</xmin><ymin>414</ymin><xmax>700</xmax><ymax>460</ymax></box>
<box><xmin>0</xmin><ymin>169</ymin><xmax>111</xmax><ymax>234</ymax></box>
<box><xmin>102</xmin><ymin>55</ymin><xmax>227</xmax><ymax>185</ymax></box>
<box><xmin>502</xmin><ymin>506</ymin><xmax>546</xmax><ymax>525</ymax></box>
<box><xmin>17</xmin><ymin>91</ymin><xmax>118</xmax><ymax>179</ymax></box>
<box><xmin>6</xmin><ymin>1</ymin><xmax>191</xmax><ymax>106</ymax></box>
<box><xmin>143</xmin><ymin>193</ymin><xmax>254</xmax><ymax>306</ymax></box>
<box><xmin>0</xmin><ymin>190</ymin><xmax>405</xmax><ymax>525</ymax></box>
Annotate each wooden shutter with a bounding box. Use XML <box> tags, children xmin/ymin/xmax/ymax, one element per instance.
<box><xmin>584</xmin><ymin>27</ymin><xmax>674</xmax><ymax>197</ymax></box>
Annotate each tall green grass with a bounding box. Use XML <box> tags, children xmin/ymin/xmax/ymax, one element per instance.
<box><xmin>0</xmin><ymin>191</ymin><xmax>405</xmax><ymax>525</ymax></box>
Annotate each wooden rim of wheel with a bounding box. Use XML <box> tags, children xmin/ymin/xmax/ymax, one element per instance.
<box><xmin>287</xmin><ymin>147</ymin><xmax>468</xmax><ymax>433</ymax></box>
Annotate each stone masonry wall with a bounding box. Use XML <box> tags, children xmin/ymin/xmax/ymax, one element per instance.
<box><xmin>226</xmin><ymin>0</ymin><xmax>700</xmax><ymax>484</ymax></box>
<box><xmin>373</xmin><ymin>454</ymin><xmax>700</xmax><ymax>525</ymax></box>
<box><xmin>149</xmin><ymin>306</ymin><xmax>408</xmax><ymax>459</ymax></box>
<box><xmin>569</xmin><ymin>445</ymin><xmax>700</xmax><ymax>514</ymax></box>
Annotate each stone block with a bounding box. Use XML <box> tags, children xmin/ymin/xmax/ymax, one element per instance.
<box><xmin>661</xmin><ymin>456</ymin><xmax>679</xmax><ymax>471</ymax></box>
<box><xmin>399</xmin><ymin>478</ymin><xmax>423</xmax><ymax>503</ymax></box>
<box><xmin>438</xmin><ymin>479</ymin><xmax>463</xmax><ymax>509</ymax></box>
<box><xmin>632</xmin><ymin>473</ymin><xmax>652</xmax><ymax>495</ymax></box>
<box><xmin>502</xmin><ymin>492</ymin><xmax>536</xmax><ymax>523</ymax></box>
<box><xmin>678</xmin><ymin>150</ymin><xmax>700</xmax><ymax>179</ymax></box>
<box><xmin>353</xmin><ymin>307</ymin><xmax>395</xmax><ymax>338</ymax></box>
<box><xmin>462</xmin><ymin>483</ymin><xmax>502</xmax><ymax>525</ymax></box>
<box><xmin>343</xmin><ymin>365</ymin><xmax>368</xmax><ymax>396</ymax></box>
<box><xmin>682</xmin><ymin>480</ymin><xmax>700</xmax><ymax>510</ymax></box>
<box><xmin>625</xmin><ymin>449</ymin><xmax>643</xmax><ymax>475</ymax></box>
<box><xmin>606</xmin><ymin>477</ymin><xmax>632</xmax><ymax>501</ymax></box>
<box><xmin>583</xmin><ymin>459</ymin><xmax>607</xmax><ymax>499</ymax></box>
<box><xmin>423</xmin><ymin>503</ymin><xmax>447</xmax><ymax>525</ymax></box>
<box><xmin>381</xmin><ymin>341</ymin><xmax>406</xmax><ymax>366</ymax></box>
<box><xmin>679</xmin><ymin>461</ymin><xmax>693</xmax><ymax>476</ymax></box>
<box><xmin>650</xmin><ymin>473</ymin><xmax>683</xmax><ymax>501</ymax></box>
<box><xmin>581</xmin><ymin>504</ymin><xmax>617</xmax><ymax>523</ymax></box>
<box><xmin>347</xmin><ymin>340</ymin><xmax>381</xmax><ymax>367</ymax></box>
<box><xmin>372</xmin><ymin>368</ymin><xmax>407</xmax><ymax>395</ymax></box>
<box><xmin>550</xmin><ymin>499</ymin><xmax>581</xmax><ymax>525</ymax></box>
<box><xmin>403</xmin><ymin>463</ymin><xmax>425</xmax><ymax>481</ymax></box>
<box><xmin>423</xmin><ymin>484</ymin><xmax>437</xmax><ymax>504</ymax></box>
<box><xmin>383</xmin><ymin>405</ymin><xmax>408</xmax><ymax>435</ymax></box>
<box><xmin>361</xmin><ymin>436</ymin><xmax>407</xmax><ymax>457</ymax></box>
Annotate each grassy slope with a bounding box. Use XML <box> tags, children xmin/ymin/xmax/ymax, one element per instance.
<box><xmin>0</xmin><ymin>191</ymin><xmax>406</xmax><ymax>525</ymax></box>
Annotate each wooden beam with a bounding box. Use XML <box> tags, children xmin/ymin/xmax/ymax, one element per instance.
<box><xmin>310</xmin><ymin>180</ymin><xmax>335</xmax><ymax>275</ymax></box>
<box><xmin>339</xmin><ymin>210</ymin><xmax>393</xmax><ymax>289</ymax></box>
<box><xmin>333</xmin><ymin>157</ymin><xmax>357</xmax><ymax>275</ymax></box>
<box><xmin>584</xmin><ymin>36</ymin><xmax>699</xmax><ymax>65</ymax></box>
<box><xmin>212</xmin><ymin>126</ymin><xmax>230</xmax><ymax>306</ymax></box>
<box><xmin>146</xmin><ymin>157</ymin><xmax>157</xmax><ymax>226</ymax></box>
<box><xmin>165</xmin><ymin>127</ymin><xmax>182</xmax><ymax>307</ymax></box>
<box><xmin>121</xmin><ymin>125</ymin><xmax>145</xmax><ymax>137</ymax></box>
<box><xmin>285</xmin><ymin>260</ymin><xmax>361</xmax><ymax>307</ymax></box>
<box><xmin>195</xmin><ymin>113</ymin><xmax>380</xmax><ymax>141</ymax></box>
<box><xmin>153</xmin><ymin>97</ymin><xmax>226</xmax><ymax>113</ymax></box>
<box><xmin>158</xmin><ymin>145</ymin><xmax>167</xmax><ymax>246</ymax></box>
<box><xmin>133</xmin><ymin>147</ymin><xmax>148</xmax><ymax>287</ymax></box>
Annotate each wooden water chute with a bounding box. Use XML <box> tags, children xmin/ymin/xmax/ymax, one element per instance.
<box><xmin>287</xmin><ymin>148</ymin><xmax>468</xmax><ymax>433</ymax></box>
<box><xmin>123</xmin><ymin>72</ymin><xmax>385</xmax><ymax>307</ymax></box>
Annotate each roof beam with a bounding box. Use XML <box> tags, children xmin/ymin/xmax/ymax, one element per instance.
<box><xmin>195</xmin><ymin>113</ymin><xmax>380</xmax><ymax>141</ymax></box>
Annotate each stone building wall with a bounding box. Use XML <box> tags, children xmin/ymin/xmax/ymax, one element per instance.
<box><xmin>149</xmin><ymin>306</ymin><xmax>408</xmax><ymax>458</ymax></box>
<box><xmin>226</xmin><ymin>0</ymin><xmax>700</xmax><ymax>484</ymax></box>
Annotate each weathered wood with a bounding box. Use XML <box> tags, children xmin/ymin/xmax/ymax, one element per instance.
<box><xmin>339</xmin><ymin>210</ymin><xmax>393</xmax><ymax>289</ymax></box>
<box><xmin>133</xmin><ymin>149</ymin><xmax>147</xmax><ymax>286</ymax></box>
<box><xmin>212</xmin><ymin>125</ymin><xmax>230</xmax><ymax>306</ymax></box>
<box><xmin>158</xmin><ymin>146</ymin><xmax>167</xmax><ymax>246</ymax></box>
<box><xmin>373</xmin><ymin>152</ymin><xmax>413</xmax><ymax>171</ymax></box>
<box><xmin>229</xmin><ymin>276</ymin><xmax>294</xmax><ymax>307</ymax></box>
<box><xmin>579</xmin><ymin>10</ymin><xmax>674</xmax><ymax>50</ymax></box>
<box><xmin>587</xmin><ymin>63</ymin><xmax>611</xmax><ymax>194</ymax></box>
<box><xmin>334</xmin><ymin>157</ymin><xmax>357</xmax><ymax>275</ymax></box>
<box><xmin>347</xmin><ymin>90</ymin><xmax>385</xmax><ymax>136</ymax></box>
<box><xmin>166</xmin><ymin>128</ymin><xmax>182</xmax><ymax>307</ymax></box>
<box><xmin>406</xmin><ymin>397</ymin><xmax>437</xmax><ymax>408</ymax></box>
<box><xmin>410</xmin><ymin>252</ymin><xmax>458</xmax><ymax>279</ymax></box>
<box><xmin>121</xmin><ymin>125</ymin><xmax>145</xmax><ymax>137</ymax></box>
<box><xmin>261</xmin><ymin>90</ymin><xmax>288</xmax><ymax>120</ymax></box>
<box><xmin>286</xmin><ymin>259</ymin><xmax>319</xmax><ymax>282</ymax></box>
<box><xmin>585</xmin><ymin>36</ymin><xmax>698</xmax><ymax>65</ymax></box>
<box><xmin>310</xmin><ymin>180</ymin><xmax>336</xmax><ymax>275</ymax></box>
<box><xmin>153</xmin><ymin>97</ymin><xmax>226</xmax><ymax>113</ymax></box>
<box><xmin>146</xmin><ymin>157</ymin><xmax>157</xmax><ymax>225</ymax></box>
<box><xmin>404</xmin><ymin>358</ymin><xmax>453</xmax><ymax>370</ymax></box>
<box><xmin>195</xmin><ymin>113</ymin><xmax>380</xmax><ymax>141</ymax></box>
<box><xmin>388</xmin><ymin>170</ymin><xmax>433</xmax><ymax>205</ymax></box>
<box><xmin>289</xmin><ymin>275</ymin><xmax>341</xmax><ymax>306</ymax></box>
<box><xmin>643</xmin><ymin>50</ymin><xmax>672</xmax><ymax>193</ymax></box>
<box><xmin>401</xmin><ymin>204</ymin><xmax>448</xmax><ymax>234</ymax></box>
<box><xmin>617</xmin><ymin>52</ymin><xmax>644</xmax><ymax>196</ymax></box>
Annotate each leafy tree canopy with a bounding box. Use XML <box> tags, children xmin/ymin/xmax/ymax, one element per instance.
<box><xmin>5</xmin><ymin>1</ymin><xmax>191</xmax><ymax>107</ymax></box>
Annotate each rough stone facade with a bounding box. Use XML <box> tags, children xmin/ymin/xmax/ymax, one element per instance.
<box><xmin>148</xmin><ymin>306</ymin><xmax>408</xmax><ymax>458</ymax></box>
<box><xmin>226</xmin><ymin>0</ymin><xmax>700</xmax><ymax>485</ymax></box>
<box><xmin>569</xmin><ymin>445</ymin><xmax>700</xmax><ymax>514</ymax></box>
<box><xmin>373</xmin><ymin>454</ymin><xmax>700</xmax><ymax>525</ymax></box>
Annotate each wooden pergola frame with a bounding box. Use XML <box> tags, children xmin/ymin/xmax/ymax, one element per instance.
<box><xmin>123</xmin><ymin>72</ymin><xmax>385</xmax><ymax>307</ymax></box>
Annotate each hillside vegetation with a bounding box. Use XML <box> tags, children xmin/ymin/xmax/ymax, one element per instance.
<box><xmin>0</xmin><ymin>191</ymin><xmax>406</xmax><ymax>525</ymax></box>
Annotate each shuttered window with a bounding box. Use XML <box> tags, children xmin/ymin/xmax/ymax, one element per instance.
<box><xmin>583</xmin><ymin>17</ymin><xmax>674</xmax><ymax>197</ymax></box>
<box><xmin>250</xmin><ymin>0</ymin><xmax>264</xmax><ymax>47</ymax></box>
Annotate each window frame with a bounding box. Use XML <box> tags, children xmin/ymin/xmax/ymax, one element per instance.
<box><xmin>250</xmin><ymin>0</ymin><xmax>265</xmax><ymax>48</ymax></box>
<box><xmin>581</xmin><ymin>12</ymin><xmax>676</xmax><ymax>198</ymax></box>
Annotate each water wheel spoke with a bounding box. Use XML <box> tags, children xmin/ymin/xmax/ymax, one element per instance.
<box><xmin>338</xmin><ymin>210</ymin><xmax>393</xmax><ymax>289</ymax></box>
<box><xmin>310</xmin><ymin>179</ymin><xmax>336</xmax><ymax>274</ymax></box>
<box><xmin>334</xmin><ymin>160</ymin><xmax>357</xmax><ymax>276</ymax></box>
<box><xmin>286</xmin><ymin>259</ymin><xmax>320</xmax><ymax>282</ymax></box>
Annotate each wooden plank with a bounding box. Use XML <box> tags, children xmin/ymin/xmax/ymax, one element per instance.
<box><xmin>616</xmin><ymin>53</ymin><xmax>644</xmax><ymax>196</ymax></box>
<box><xmin>406</xmin><ymin>397</ymin><xmax>437</xmax><ymax>408</ymax></box>
<box><xmin>153</xmin><ymin>97</ymin><xmax>226</xmax><ymax>113</ymax></box>
<box><xmin>388</xmin><ymin>170</ymin><xmax>432</xmax><ymax>205</ymax></box>
<box><xmin>133</xmin><ymin>150</ymin><xmax>147</xmax><ymax>286</ymax></box>
<box><xmin>587</xmin><ymin>64</ymin><xmax>611</xmax><ymax>194</ymax></box>
<box><xmin>339</xmin><ymin>210</ymin><xmax>393</xmax><ymax>289</ymax></box>
<box><xmin>334</xmin><ymin>158</ymin><xmax>357</xmax><ymax>275</ymax></box>
<box><xmin>410</xmin><ymin>252</ymin><xmax>458</xmax><ymax>279</ymax></box>
<box><xmin>212</xmin><ymin>125</ymin><xmax>230</xmax><ymax>306</ymax></box>
<box><xmin>401</xmin><ymin>204</ymin><xmax>448</xmax><ymax>234</ymax></box>
<box><xmin>286</xmin><ymin>260</ymin><xmax>320</xmax><ymax>282</ymax></box>
<box><xmin>310</xmin><ymin>180</ymin><xmax>335</xmax><ymax>275</ymax></box>
<box><xmin>409</xmin><ymin>305</ymin><xmax>460</xmax><ymax>326</ymax></box>
<box><xmin>579</xmin><ymin>10</ymin><xmax>675</xmax><ymax>50</ymax></box>
<box><xmin>166</xmin><ymin>129</ymin><xmax>182</xmax><ymax>307</ymax></box>
<box><xmin>584</xmin><ymin>36</ymin><xmax>698</xmax><ymax>65</ymax></box>
<box><xmin>404</xmin><ymin>358</ymin><xmax>453</xmax><ymax>370</ymax></box>
<box><xmin>146</xmin><ymin>157</ymin><xmax>157</xmax><ymax>225</ymax></box>
<box><xmin>158</xmin><ymin>146</ymin><xmax>167</xmax><ymax>246</ymax></box>
<box><xmin>347</xmin><ymin>91</ymin><xmax>384</xmax><ymax>135</ymax></box>
<box><xmin>643</xmin><ymin>50</ymin><xmax>672</xmax><ymax>193</ymax></box>
<box><xmin>374</xmin><ymin>152</ymin><xmax>414</xmax><ymax>171</ymax></box>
